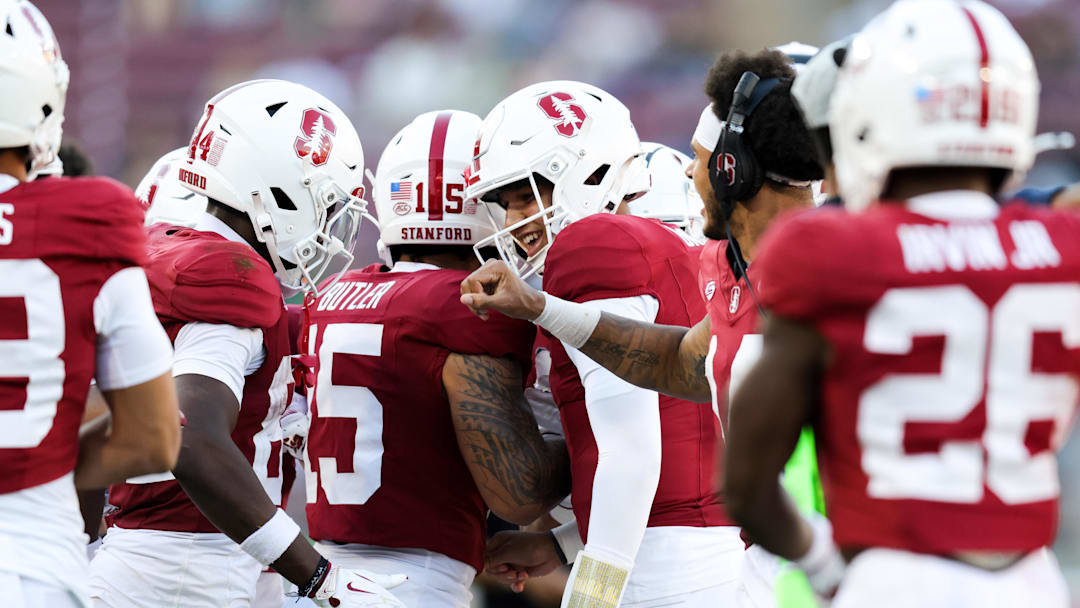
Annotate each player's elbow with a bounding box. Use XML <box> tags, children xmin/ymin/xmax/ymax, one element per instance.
<box><xmin>146</xmin><ymin>417</ymin><xmax>181</xmax><ymax>472</ymax></box>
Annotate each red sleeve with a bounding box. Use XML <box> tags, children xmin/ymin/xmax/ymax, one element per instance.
<box><xmin>755</xmin><ymin>208</ymin><xmax>851</xmax><ymax>320</ymax></box>
<box><xmin>148</xmin><ymin>232</ymin><xmax>284</xmax><ymax>329</ymax></box>
<box><xmin>417</xmin><ymin>271</ymin><xmax>535</xmax><ymax>367</ymax></box>
<box><xmin>542</xmin><ymin>214</ymin><xmax>667</xmax><ymax>303</ymax></box>
<box><xmin>35</xmin><ymin>176</ymin><xmax>147</xmax><ymax>267</ymax></box>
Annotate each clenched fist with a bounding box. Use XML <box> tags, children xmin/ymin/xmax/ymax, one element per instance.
<box><xmin>460</xmin><ymin>260</ymin><xmax>547</xmax><ymax>321</ymax></box>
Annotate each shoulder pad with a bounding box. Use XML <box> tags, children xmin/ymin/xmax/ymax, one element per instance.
<box><xmin>146</xmin><ymin>227</ymin><xmax>284</xmax><ymax>329</ymax></box>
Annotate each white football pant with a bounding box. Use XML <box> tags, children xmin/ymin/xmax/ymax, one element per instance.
<box><xmin>834</xmin><ymin>547</ymin><xmax>1068</xmax><ymax>608</ymax></box>
<box><xmin>0</xmin><ymin>571</ymin><xmax>85</xmax><ymax>608</ymax></box>
<box><xmin>88</xmin><ymin>527</ymin><xmax>261</xmax><ymax>608</ymax></box>
<box><xmin>315</xmin><ymin>542</ymin><xmax>476</xmax><ymax>608</ymax></box>
<box><xmin>620</xmin><ymin>526</ymin><xmax>744</xmax><ymax>607</ymax></box>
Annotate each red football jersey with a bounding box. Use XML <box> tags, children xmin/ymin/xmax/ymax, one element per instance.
<box><xmin>107</xmin><ymin>225</ymin><xmax>294</xmax><ymax>533</ymax></box>
<box><xmin>538</xmin><ymin>214</ymin><xmax>730</xmax><ymax>542</ymax></box>
<box><xmin>302</xmin><ymin>263</ymin><xmax>534</xmax><ymax>571</ymax></box>
<box><xmin>755</xmin><ymin>197</ymin><xmax>1080</xmax><ymax>553</ymax></box>
<box><xmin>0</xmin><ymin>177</ymin><xmax>146</xmax><ymax>494</ymax></box>
<box><xmin>697</xmin><ymin>239</ymin><xmax>761</xmax><ymax>506</ymax></box>
<box><xmin>698</xmin><ymin>239</ymin><xmax>761</xmax><ymax>425</ymax></box>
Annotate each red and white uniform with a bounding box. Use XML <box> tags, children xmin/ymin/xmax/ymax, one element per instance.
<box><xmin>539</xmin><ymin>214</ymin><xmax>742</xmax><ymax>605</ymax></box>
<box><xmin>0</xmin><ymin>176</ymin><xmax>173</xmax><ymax>607</ymax></box>
<box><xmin>698</xmin><ymin>239</ymin><xmax>760</xmax><ymax>445</ymax></box>
<box><xmin>90</xmin><ymin>214</ymin><xmax>294</xmax><ymax>608</ymax></box>
<box><xmin>755</xmin><ymin>192</ymin><xmax>1080</xmax><ymax>607</ymax></box>
<box><xmin>302</xmin><ymin>261</ymin><xmax>533</xmax><ymax>608</ymax></box>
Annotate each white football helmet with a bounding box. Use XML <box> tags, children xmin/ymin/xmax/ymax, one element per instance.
<box><xmin>0</xmin><ymin>0</ymin><xmax>68</xmax><ymax>179</ymax></box>
<box><xmin>179</xmin><ymin>79</ymin><xmax>368</xmax><ymax>295</ymax></box>
<box><xmin>627</xmin><ymin>143</ymin><xmax>705</xmax><ymax>244</ymax></box>
<box><xmin>136</xmin><ymin>147</ymin><xmax>208</xmax><ymax>227</ymax></box>
<box><xmin>467</xmin><ymin>80</ymin><xmax>647</xmax><ymax>279</ymax></box>
<box><xmin>373</xmin><ymin>109</ymin><xmax>500</xmax><ymax>264</ymax></box>
<box><xmin>830</xmin><ymin>0</ymin><xmax>1039</xmax><ymax>212</ymax></box>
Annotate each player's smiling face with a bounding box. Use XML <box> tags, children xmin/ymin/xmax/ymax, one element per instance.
<box><xmin>494</xmin><ymin>178</ymin><xmax>555</xmax><ymax>259</ymax></box>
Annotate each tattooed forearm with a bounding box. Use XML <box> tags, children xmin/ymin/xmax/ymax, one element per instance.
<box><xmin>444</xmin><ymin>354</ymin><xmax>571</xmax><ymax>524</ymax></box>
<box><xmin>576</xmin><ymin>312</ymin><xmax>713</xmax><ymax>403</ymax></box>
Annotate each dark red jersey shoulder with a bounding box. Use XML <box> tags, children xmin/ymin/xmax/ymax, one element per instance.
<box><xmin>755</xmin><ymin>206</ymin><xmax>858</xmax><ymax>320</ymax></box>
<box><xmin>543</xmin><ymin>214</ymin><xmax>690</xmax><ymax>302</ymax></box>
<box><xmin>395</xmin><ymin>267</ymin><xmax>534</xmax><ymax>363</ymax></box>
<box><xmin>6</xmin><ymin>176</ymin><xmax>146</xmax><ymax>265</ymax></box>
<box><xmin>145</xmin><ymin>224</ymin><xmax>283</xmax><ymax>328</ymax></box>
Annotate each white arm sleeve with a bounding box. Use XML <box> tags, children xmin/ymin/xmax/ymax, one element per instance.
<box><xmin>564</xmin><ymin>295</ymin><xmax>661</xmax><ymax>567</ymax></box>
<box><xmin>172</xmin><ymin>322</ymin><xmax>265</xmax><ymax>406</ymax></box>
<box><xmin>93</xmin><ymin>267</ymin><xmax>173</xmax><ymax>391</ymax></box>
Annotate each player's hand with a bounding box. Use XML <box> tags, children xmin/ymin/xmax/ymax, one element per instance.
<box><xmin>793</xmin><ymin>514</ymin><xmax>845</xmax><ymax>602</ymax></box>
<box><xmin>280</xmin><ymin>393</ymin><xmax>310</xmax><ymax>460</ymax></box>
<box><xmin>310</xmin><ymin>565</ymin><xmax>408</xmax><ymax>607</ymax></box>
<box><xmin>484</xmin><ymin>530</ymin><xmax>563</xmax><ymax>593</ymax></box>
<box><xmin>460</xmin><ymin>260</ymin><xmax>546</xmax><ymax>321</ymax></box>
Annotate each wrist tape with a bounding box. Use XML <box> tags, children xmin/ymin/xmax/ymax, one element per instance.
<box><xmin>533</xmin><ymin>293</ymin><xmax>600</xmax><ymax>349</ymax></box>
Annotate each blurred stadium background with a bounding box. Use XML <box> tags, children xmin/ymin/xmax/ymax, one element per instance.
<box><xmin>34</xmin><ymin>0</ymin><xmax>1080</xmax><ymax>605</ymax></box>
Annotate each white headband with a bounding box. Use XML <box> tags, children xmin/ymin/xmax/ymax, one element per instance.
<box><xmin>691</xmin><ymin>102</ymin><xmax>812</xmax><ymax>189</ymax></box>
<box><xmin>692</xmin><ymin>103</ymin><xmax>723</xmax><ymax>152</ymax></box>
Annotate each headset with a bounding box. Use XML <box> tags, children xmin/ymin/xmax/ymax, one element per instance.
<box><xmin>708</xmin><ymin>71</ymin><xmax>785</xmax><ymax>220</ymax></box>
<box><xmin>707</xmin><ymin>71</ymin><xmax>786</xmax><ymax>317</ymax></box>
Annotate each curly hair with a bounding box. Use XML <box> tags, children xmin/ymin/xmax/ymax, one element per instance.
<box><xmin>704</xmin><ymin>49</ymin><xmax>823</xmax><ymax>182</ymax></box>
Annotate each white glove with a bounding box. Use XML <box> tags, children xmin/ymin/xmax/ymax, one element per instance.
<box><xmin>280</xmin><ymin>393</ymin><xmax>310</xmax><ymax>460</ymax></box>
<box><xmin>793</xmin><ymin>513</ymin><xmax>846</xmax><ymax>601</ymax></box>
<box><xmin>310</xmin><ymin>565</ymin><xmax>408</xmax><ymax>608</ymax></box>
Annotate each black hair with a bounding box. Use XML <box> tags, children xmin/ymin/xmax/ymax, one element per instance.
<box><xmin>388</xmin><ymin>243</ymin><xmax>478</xmax><ymax>265</ymax></box>
<box><xmin>705</xmin><ymin>49</ymin><xmax>824</xmax><ymax>182</ymax></box>
<box><xmin>57</xmin><ymin>141</ymin><xmax>93</xmax><ymax>176</ymax></box>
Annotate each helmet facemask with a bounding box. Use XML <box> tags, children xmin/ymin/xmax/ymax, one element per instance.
<box><xmin>254</xmin><ymin>157</ymin><xmax>373</xmax><ymax>297</ymax></box>
<box><xmin>473</xmin><ymin>154</ymin><xmax>647</xmax><ymax>279</ymax></box>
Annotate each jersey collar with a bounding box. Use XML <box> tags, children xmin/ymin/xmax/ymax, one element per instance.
<box><xmin>194</xmin><ymin>212</ymin><xmax>247</xmax><ymax>245</ymax></box>
<box><xmin>905</xmin><ymin>190</ymin><xmax>1000</xmax><ymax>221</ymax></box>
<box><xmin>390</xmin><ymin>261</ymin><xmax>440</xmax><ymax>273</ymax></box>
<box><xmin>0</xmin><ymin>173</ymin><xmax>19</xmax><ymax>195</ymax></box>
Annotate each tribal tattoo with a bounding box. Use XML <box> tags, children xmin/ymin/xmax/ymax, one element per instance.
<box><xmin>445</xmin><ymin>354</ymin><xmax>570</xmax><ymax>523</ymax></box>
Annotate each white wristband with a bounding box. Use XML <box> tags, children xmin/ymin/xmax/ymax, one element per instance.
<box><xmin>533</xmin><ymin>293</ymin><xmax>600</xmax><ymax>350</ymax></box>
<box><xmin>239</xmin><ymin>509</ymin><xmax>301</xmax><ymax>567</ymax></box>
<box><xmin>552</xmin><ymin>519</ymin><xmax>584</xmax><ymax>563</ymax></box>
<box><xmin>794</xmin><ymin>514</ymin><xmax>846</xmax><ymax>597</ymax></box>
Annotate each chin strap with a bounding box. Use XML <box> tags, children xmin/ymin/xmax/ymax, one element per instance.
<box><xmin>250</xmin><ymin>190</ymin><xmax>299</xmax><ymax>289</ymax></box>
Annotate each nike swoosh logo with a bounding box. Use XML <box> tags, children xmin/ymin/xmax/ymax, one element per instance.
<box><xmin>347</xmin><ymin>582</ymin><xmax>374</xmax><ymax>594</ymax></box>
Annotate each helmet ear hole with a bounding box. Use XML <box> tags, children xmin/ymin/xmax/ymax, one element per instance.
<box><xmin>585</xmin><ymin>164</ymin><xmax>609</xmax><ymax>186</ymax></box>
<box><xmin>271</xmin><ymin>186</ymin><xmax>297</xmax><ymax>211</ymax></box>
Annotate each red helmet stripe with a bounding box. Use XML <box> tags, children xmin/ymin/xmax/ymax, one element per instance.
<box><xmin>960</xmin><ymin>6</ymin><xmax>991</xmax><ymax>129</ymax></box>
<box><xmin>427</xmin><ymin>112</ymin><xmax>453</xmax><ymax>221</ymax></box>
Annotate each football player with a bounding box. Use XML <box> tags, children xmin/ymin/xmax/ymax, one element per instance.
<box><xmin>300</xmin><ymin>109</ymin><xmax>570</xmax><ymax>608</ymax></box>
<box><xmin>468</xmin><ymin>81</ymin><xmax>738</xmax><ymax>607</ymax></box>
<box><xmin>88</xmin><ymin>80</ymin><xmax>405</xmax><ymax>608</ymax></box>
<box><xmin>728</xmin><ymin>1</ymin><xmax>1078</xmax><ymax>606</ymax></box>
<box><xmin>0</xmin><ymin>2</ymin><xmax>181</xmax><ymax>606</ymax></box>
<box><xmin>461</xmin><ymin>56</ymin><xmax>823</xmax><ymax>600</ymax></box>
